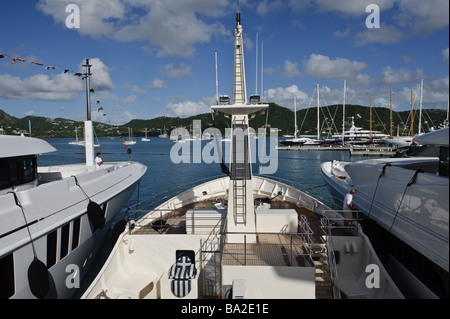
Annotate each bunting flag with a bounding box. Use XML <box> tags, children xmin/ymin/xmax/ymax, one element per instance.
<box><xmin>2</xmin><ymin>51</ymin><xmax>101</xmax><ymax>84</ymax></box>
<box><xmin>98</xmin><ymin>107</ymin><xmax>103</xmax><ymax>112</ymax></box>
<box><xmin>96</xmin><ymin>100</ymin><xmax>101</xmax><ymax>104</ymax></box>
<box><xmin>11</xmin><ymin>58</ymin><xmax>26</xmax><ymax>64</ymax></box>
<box><xmin>90</xmin><ymin>88</ymin><xmax>95</xmax><ymax>93</ymax></box>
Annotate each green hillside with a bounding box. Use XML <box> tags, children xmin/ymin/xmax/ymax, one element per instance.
<box><xmin>1</xmin><ymin>103</ymin><xmax>447</xmax><ymax>138</ymax></box>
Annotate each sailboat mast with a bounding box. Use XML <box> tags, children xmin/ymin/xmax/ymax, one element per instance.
<box><xmin>255</xmin><ymin>32</ymin><xmax>258</xmax><ymax>96</ymax></box>
<box><xmin>294</xmin><ymin>97</ymin><xmax>297</xmax><ymax>139</ymax></box>
<box><xmin>390</xmin><ymin>85</ymin><xmax>393</xmax><ymax>137</ymax></box>
<box><xmin>370</xmin><ymin>95</ymin><xmax>373</xmax><ymax>141</ymax></box>
<box><xmin>215</xmin><ymin>50</ymin><xmax>219</xmax><ymax>105</ymax></box>
<box><xmin>419</xmin><ymin>79</ymin><xmax>423</xmax><ymax>134</ymax></box>
<box><xmin>342</xmin><ymin>80</ymin><xmax>346</xmax><ymax>145</ymax></box>
<box><xmin>411</xmin><ymin>90</ymin><xmax>414</xmax><ymax>136</ymax></box>
<box><xmin>261</xmin><ymin>41</ymin><xmax>264</xmax><ymax>102</ymax></box>
<box><xmin>317</xmin><ymin>83</ymin><xmax>320</xmax><ymax>141</ymax></box>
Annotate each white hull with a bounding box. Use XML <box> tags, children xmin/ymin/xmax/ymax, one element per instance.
<box><xmin>82</xmin><ymin>175</ymin><xmax>402</xmax><ymax>299</ymax></box>
<box><xmin>69</xmin><ymin>141</ymin><xmax>101</xmax><ymax>147</ymax></box>
<box><xmin>1</xmin><ymin>161</ymin><xmax>147</xmax><ymax>299</ymax></box>
<box><xmin>320</xmin><ymin>158</ymin><xmax>449</xmax><ymax>298</ymax></box>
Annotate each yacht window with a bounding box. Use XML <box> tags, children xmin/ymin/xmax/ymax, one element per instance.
<box><xmin>0</xmin><ymin>156</ymin><xmax>37</xmax><ymax>189</ymax></box>
<box><xmin>439</xmin><ymin>146</ymin><xmax>449</xmax><ymax>177</ymax></box>
<box><xmin>47</xmin><ymin>230</ymin><xmax>57</xmax><ymax>269</ymax></box>
<box><xmin>72</xmin><ymin>217</ymin><xmax>81</xmax><ymax>251</ymax></box>
<box><xmin>60</xmin><ymin>223</ymin><xmax>70</xmax><ymax>260</ymax></box>
<box><xmin>0</xmin><ymin>253</ymin><xmax>15</xmax><ymax>298</ymax></box>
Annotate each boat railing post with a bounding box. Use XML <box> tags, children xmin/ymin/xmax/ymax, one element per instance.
<box><xmin>127</xmin><ymin>207</ymin><xmax>131</xmax><ymax>234</ymax></box>
<box><xmin>290</xmin><ymin>234</ymin><xmax>293</xmax><ymax>265</ymax></box>
<box><xmin>244</xmin><ymin>234</ymin><xmax>247</xmax><ymax>265</ymax></box>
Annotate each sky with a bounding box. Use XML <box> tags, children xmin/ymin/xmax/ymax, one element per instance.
<box><xmin>0</xmin><ymin>0</ymin><xmax>448</xmax><ymax>125</ymax></box>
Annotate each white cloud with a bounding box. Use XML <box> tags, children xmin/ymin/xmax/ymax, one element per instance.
<box><xmin>280</xmin><ymin>60</ymin><xmax>301</xmax><ymax>77</ymax></box>
<box><xmin>256</xmin><ymin>0</ymin><xmax>285</xmax><ymax>16</ymax></box>
<box><xmin>148</xmin><ymin>78</ymin><xmax>168</xmax><ymax>89</ymax></box>
<box><xmin>315</xmin><ymin>0</ymin><xmax>395</xmax><ymax>16</ymax></box>
<box><xmin>0</xmin><ymin>58</ymin><xmax>113</xmax><ymax>101</ymax></box>
<box><xmin>36</xmin><ymin>0</ymin><xmax>232</xmax><ymax>58</ymax></box>
<box><xmin>160</xmin><ymin>63</ymin><xmax>192</xmax><ymax>78</ymax></box>
<box><xmin>353</xmin><ymin>25</ymin><xmax>403</xmax><ymax>47</ymax></box>
<box><xmin>333</xmin><ymin>28</ymin><xmax>351</xmax><ymax>38</ymax></box>
<box><xmin>85</xmin><ymin>58</ymin><xmax>115</xmax><ymax>91</ymax></box>
<box><xmin>125</xmin><ymin>84</ymin><xmax>147</xmax><ymax>94</ymax></box>
<box><xmin>396</xmin><ymin>0</ymin><xmax>449</xmax><ymax>36</ymax></box>
<box><xmin>264</xmin><ymin>85</ymin><xmax>309</xmax><ymax>109</ymax></box>
<box><xmin>381</xmin><ymin>66</ymin><xmax>424</xmax><ymax>85</ymax></box>
<box><xmin>0</xmin><ymin>73</ymin><xmax>82</xmax><ymax>101</ymax></box>
<box><xmin>443</xmin><ymin>47</ymin><xmax>449</xmax><ymax>62</ymax></box>
<box><xmin>166</xmin><ymin>100</ymin><xmax>211</xmax><ymax>118</ymax></box>
<box><xmin>303</xmin><ymin>54</ymin><xmax>367</xmax><ymax>81</ymax></box>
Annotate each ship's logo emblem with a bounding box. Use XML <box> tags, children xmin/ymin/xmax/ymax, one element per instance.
<box><xmin>169</xmin><ymin>255</ymin><xmax>196</xmax><ymax>298</ymax></box>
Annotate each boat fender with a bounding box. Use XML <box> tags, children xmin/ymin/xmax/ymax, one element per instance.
<box><xmin>111</xmin><ymin>219</ymin><xmax>127</xmax><ymax>244</ymax></box>
<box><xmin>28</xmin><ymin>258</ymin><xmax>50</xmax><ymax>299</ymax></box>
<box><xmin>87</xmin><ymin>201</ymin><xmax>105</xmax><ymax>231</ymax></box>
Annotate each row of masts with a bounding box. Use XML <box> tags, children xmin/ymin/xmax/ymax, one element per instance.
<box><xmin>291</xmin><ymin>78</ymin><xmax>433</xmax><ymax>142</ymax></box>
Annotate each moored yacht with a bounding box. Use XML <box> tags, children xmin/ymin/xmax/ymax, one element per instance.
<box><xmin>0</xmin><ymin>60</ymin><xmax>147</xmax><ymax>299</ymax></box>
<box><xmin>332</xmin><ymin>117</ymin><xmax>390</xmax><ymax>145</ymax></box>
<box><xmin>81</xmin><ymin>12</ymin><xmax>402</xmax><ymax>300</ymax></box>
<box><xmin>320</xmin><ymin>127</ymin><xmax>449</xmax><ymax>298</ymax></box>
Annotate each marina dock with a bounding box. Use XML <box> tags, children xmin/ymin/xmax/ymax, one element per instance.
<box><xmin>276</xmin><ymin>144</ymin><xmax>397</xmax><ymax>156</ymax></box>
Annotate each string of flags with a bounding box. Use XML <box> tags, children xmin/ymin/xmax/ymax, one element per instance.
<box><xmin>2</xmin><ymin>52</ymin><xmax>107</xmax><ymax>116</ymax></box>
<box><xmin>1</xmin><ymin>53</ymin><xmax>84</xmax><ymax>78</ymax></box>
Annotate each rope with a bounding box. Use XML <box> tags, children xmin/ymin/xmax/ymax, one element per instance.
<box><xmin>9</xmin><ymin>192</ymin><xmax>38</xmax><ymax>258</ymax></box>
<box><xmin>367</xmin><ymin>163</ymin><xmax>391</xmax><ymax>219</ymax></box>
<box><xmin>388</xmin><ymin>169</ymin><xmax>423</xmax><ymax>233</ymax></box>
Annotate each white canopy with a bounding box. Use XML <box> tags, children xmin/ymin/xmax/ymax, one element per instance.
<box><xmin>0</xmin><ymin>135</ymin><xmax>56</xmax><ymax>158</ymax></box>
<box><xmin>414</xmin><ymin>128</ymin><xmax>449</xmax><ymax>146</ymax></box>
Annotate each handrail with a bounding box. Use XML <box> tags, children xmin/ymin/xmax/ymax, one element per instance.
<box><xmin>320</xmin><ymin>217</ymin><xmax>341</xmax><ymax>299</ymax></box>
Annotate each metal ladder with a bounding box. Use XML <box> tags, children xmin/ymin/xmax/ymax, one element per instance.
<box><xmin>233</xmin><ymin>179</ymin><xmax>247</xmax><ymax>225</ymax></box>
<box><xmin>231</xmin><ymin>122</ymin><xmax>249</xmax><ymax>225</ymax></box>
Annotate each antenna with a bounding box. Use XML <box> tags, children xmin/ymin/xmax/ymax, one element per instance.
<box><xmin>215</xmin><ymin>50</ymin><xmax>219</xmax><ymax>105</ymax></box>
<box><xmin>255</xmin><ymin>32</ymin><xmax>258</xmax><ymax>95</ymax></box>
<box><xmin>261</xmin><ymin>41</ymin><xmax>264</xmax><ymax>102</ymax></box>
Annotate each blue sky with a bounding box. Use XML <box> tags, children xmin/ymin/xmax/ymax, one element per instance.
<box><xmin>0</xmin><ymin>0</ymin><xmax>448</xmax><ymax>125</ymax></box>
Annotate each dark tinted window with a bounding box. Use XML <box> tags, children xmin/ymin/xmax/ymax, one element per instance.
<box><xmin>0</xmin><ymin>253</ymin><xmax>15</xmax><ymax>298</ymax></box>
<box><xmin>47</xmin><ymin>230</ymin><xmax>57</xmax><ymax>268</ymax></box>
<box><xmin>72</xmin><ymin>217</ymin><xmax>81</xmax><ymax>251</ymax></box>
<box><xmin>60</xmin><ymin>223</ymin><xmax>70</xmax><ymax>259</ymax></box>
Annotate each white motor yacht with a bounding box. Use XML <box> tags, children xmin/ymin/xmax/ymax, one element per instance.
<box><xmin>81</xmin><ymin>12</ymin><xmax>402</xmax><ymax>300</ymax></box>
<box><xmin>320</xmin><ymin>127</ymin><xmax>449</xmax><ymax>298</ymax></box>
<box><xmin>0</xmin><ymin>60</ymin><xmax>147</xmax><ymax>299</ymax></box>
